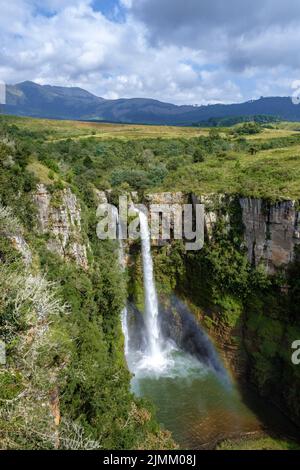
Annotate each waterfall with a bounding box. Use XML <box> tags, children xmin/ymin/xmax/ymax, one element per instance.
<box><xmin>121</xmin><ymin>306</ymin><xmax>129</xmax><ymax>357</ymax></box>
<box><xmin>116</xmin><ymin>204</ymin><xmax>167</xmax><ymax>371</ymax></box>
<box><xmin>137</xmin><ymin>210</ymin><xmax>170</xmax><ymax>371</ymax></box>
<box><xmin>120</xmin><ymin>205</ymin><xmax>226</xmax><ymax>381</ymax></box>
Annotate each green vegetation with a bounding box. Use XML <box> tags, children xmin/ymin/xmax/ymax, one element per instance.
<box><xmin>243</xmin><ymin>252</ymin><xmax>300</xmax><ymax>422</ymax></box>
<box><xmin>1</xmin><ymin>114</ymin><xmax>300</xmax><ymax>448</ymax></box>
<box><xmin>195</xmin><ymin>114</ymin><xmax>280</xmax><ymax>128</ymax></box>
<box><xmin>161</xmin><ymin>135</ymin><xmax>300</xmax><ymax>200</ymax></box>
<box><xmin>1</xmin><ymin>114</ymin><xmax>300</xmax><ymax>200</ymax></box>
<box><xmin>217</xmin><ymin>434</ymin><xmax>300</xmax><ymax>450</ymax></box>
<box><xmin>233</xmin><ymin>122</ymin><xmax>262</xmax><ymax>135</ymax></box>
<box><xmin>0</xmin><ymin>118</ymin><xmax>176</xmax><ymax>450</ymax></box>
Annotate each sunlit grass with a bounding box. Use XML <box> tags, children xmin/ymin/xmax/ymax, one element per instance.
<box><xmin>27</xmin><ymin>161</ymin><xmax>59</xmax><ymax>185</ymax></box>
<box><xmin>160</xmin><ymin>143</ymin><xmax>300</xmax><ymax>200</ymax></box>
<box><xmin>0</xmin><ymin>114</ymin><xmax>210</xmax><ymax>140</ymax></box>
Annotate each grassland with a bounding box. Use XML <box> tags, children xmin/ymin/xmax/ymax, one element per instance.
<box><xmin>161</xmin><ymin>142</ymin><xmax>300</xmax><ymax>200</ymax></box>
<box><xmin>245</xmin><ymin>127</ymin><xmax>297</xmax><ymax>140</ymax></box>
<box><xmin>1</xmin><ymin>113</ymin><xmax>299</xmax><ymax>140</ymax></box>
<box><xmin>0</xmin><ymin>115</ymin><xmax>210</xmax><ymax>140</ymax></box>
<box><xmin>1</xmin><ymin>114</ymin><xmax>300</xmax><ymax>200</ymax></box>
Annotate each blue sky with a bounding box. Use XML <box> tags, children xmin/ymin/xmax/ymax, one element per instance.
<box><xmin>92</xmin><ymin>0</ymin><xmax>122</xmax><ymax>16</ymax></box>
<box><xmin>0</xmin><ymin>0</ymin><xmax>299</xmax><ymax>104</ymax></box>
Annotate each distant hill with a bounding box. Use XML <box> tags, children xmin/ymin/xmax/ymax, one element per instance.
<box><xmin>4</xmin><ymin>81</ymin><xmax>105</xmax><ymax>121</ymax></box>
<box><xmin>2</xmin><ymin>81</ymin><xmax>300</xmax><ymax>125</ymax></box>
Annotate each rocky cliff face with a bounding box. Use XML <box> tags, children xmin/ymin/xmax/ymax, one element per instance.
<box><xmin>9</xmin><ymin>234</ymin><xmax>32</xmax><ymax>267</ymax></box>
<box><xmin>240</xmin><ymin>198</ymin><xmax>300</xmax><ymax>273</ymax></box>
<box><xmin>0</xmin><ymin>203</ymin><xmax>32</xmax><ymax>266</ymax></box>
<box><xmin>145</xmin><ymin>192</ymin><xmax>186</xmax><ymax>206</ymax></box>
<box><xmin>191</xmin><ymin>193</ymin><xmax>231</xmax><ymax>241</ymax></box>
<box><xmin>33</xmin><ymin>184</ymin><xmax>88</xmax><ymax>270</ymax></box>
<box><xmin>144</xmin><ymin>191</ymin><xmax>300</xmax><ymax>273</ymax></box>
<box><xmin>191</xmin><ymin>194</ymin><xmax>300</xmax><ymax>273</ymax></box>
<box><xmin>143</xmin><ymin>192</ymin><xmax>187</xmax><ymax>247</ymax></box>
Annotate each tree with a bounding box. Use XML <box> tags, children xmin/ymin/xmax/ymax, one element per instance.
<box><xmin>236</xmin><ymin>122</ymin><xmax>262</xmax><ymax>135</ymax></box>
<box><xmin>209</xmin><ymin>128</ymin><xmax>220</xmax><ymax>139</ymax></box>
<box><xmin>249</xmin><ymin>146</ymin><xmax>258</xmax><ymax>156</ymax></box>
<box><xmin>193</xmin><ymin>148</ymin><xmax>205</xmax><ymax>163</ymax></box>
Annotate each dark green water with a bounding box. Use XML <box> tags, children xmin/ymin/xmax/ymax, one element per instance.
<box><xmin>131</xmin><ymin>349</ymin><xmax>261</xmax><ymax>449</ymax></box>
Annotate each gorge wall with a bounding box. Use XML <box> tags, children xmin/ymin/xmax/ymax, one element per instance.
<box><xmin>240</xmin><ymin>198</ymin><xmax>300</xmax><ymax>273</ymax></box>
<box><xmin>33</xmin><ymin>184</ymin><xmax>89</xmax><ymax>270</ymax></box>
<box><xmin>136</xmin><ymin>191</ymin><xmax>300</xmax><ymax>427</ymax></box>
<box><xmin>146</xmin><ymin>191</ymin><xmax>300</xmax><ymax>272</ymax></box>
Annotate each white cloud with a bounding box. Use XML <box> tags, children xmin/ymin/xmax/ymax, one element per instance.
<box><xmin>0</xmin><ymin>0</ymin><xmax>299</xmax><ymax>104</ymax></box>
<box><xmin>120</xmin><ymin>0</ymin><xmax>132</xmax><ymax>7</ymax></box>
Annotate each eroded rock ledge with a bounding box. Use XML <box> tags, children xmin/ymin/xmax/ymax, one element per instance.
<box><xmin>33</xmin><ymin>184</ymin><xmax>88</xmax><ymax>270</ymax></box>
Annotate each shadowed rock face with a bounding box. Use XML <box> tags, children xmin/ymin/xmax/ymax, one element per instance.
<box><xmin>191</xmin><ymin>192</ymin><xmax>300</xmax><ymax>273</ymax></box>
<box><xmin>240</xmin><ymin>198</ymin><xmax>300</xmax><ymax>273</ymax></box>
<box><xmin>144</xmin><ymin>191</ymin><xmax>300</xmax><ymax>273</ymax></box>
<box><xmin>33</xmin><ymin>184</ymin><xmax>88</xmax><ymax>270</ymax></box>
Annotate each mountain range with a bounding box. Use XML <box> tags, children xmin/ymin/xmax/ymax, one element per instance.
<box><xmin>2</xmin><ymin>81</ymin><xmax>300</xmax><ymax>125</ymax></box>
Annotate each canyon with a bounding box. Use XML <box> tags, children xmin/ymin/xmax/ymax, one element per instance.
<box><xmin>1</xmin><ymin>117</ymin><xmax>300</xmax><ymax>450</ymax></box>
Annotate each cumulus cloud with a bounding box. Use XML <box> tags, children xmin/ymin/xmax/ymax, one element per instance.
<box><xmin>0</xmin><ymin>0</ymin><xmax>299</xmax><ymax>104</ymax></box>
<box><xmin>127</xmin><ymin>0</ymin><xmax>300</xmax><ymax>70</ymax></box>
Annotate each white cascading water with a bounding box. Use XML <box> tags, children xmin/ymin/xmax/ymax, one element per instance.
<box><xmin>120</xmin><ymin>206</ymin><xmax>226</xmax><ymax>387</ymax></box>
<box><xmin>118</xmin><ymin>206</ymin><xmax>175</xmax><ymax>375</ymax></box>
<box><xmin>121</xmin><ymin>305</ymin><xmax>129</xmax><ymax>358</ymax></box>
<box><xmin>137</xmin><ymin>210</ymin><xmax>170</xmax><ymax>371</ymax></box>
